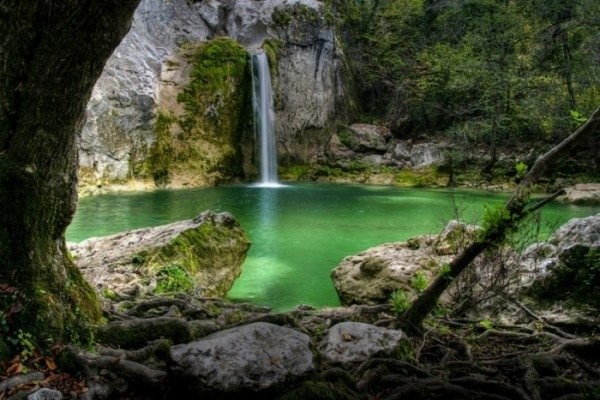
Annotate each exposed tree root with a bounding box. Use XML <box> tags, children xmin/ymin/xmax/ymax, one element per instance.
<box><xmin>48</xmin><ymin>296</ymin><xmax>600</xmax><ymax>400</ymax></box>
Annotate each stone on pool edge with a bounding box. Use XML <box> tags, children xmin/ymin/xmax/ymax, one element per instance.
<box><xmin>320</xmin><ymin>322</ymin><xmax>405</xmax><ymax>365</ymax></box>
<box><xmin>169</xmin><ymin>322</ymin><xmax>314</xmax><ymax>394</ymax></box>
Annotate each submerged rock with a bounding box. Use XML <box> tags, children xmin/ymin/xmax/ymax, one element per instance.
<box><xmin>169</xmin><ymin>322</ymin><xmax>314</xmax><ymax>394</ymax></box>
<box><xmin>319</xmin><ymin>322</ymin><xmax>405</xmax><ymax>365</ymax></box>
<box><xmin>69</xmin><ymin>211</ymin><xmax>250</xmax><ymax>301</ymax></box>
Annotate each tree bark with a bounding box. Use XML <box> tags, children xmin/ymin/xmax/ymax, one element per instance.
<box><xmin>401</xmin><ymin>106</ymin><xmax>600</xmax><ymax>331</ymax></box>
<box><xmin>0</xmin><ymin>0</ymin><xmax>140</xmax><ymax>353</ymax></box>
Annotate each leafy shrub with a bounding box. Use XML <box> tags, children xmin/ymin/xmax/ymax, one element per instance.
<box><xmin>389</xmin><ymin>289</ymin><xmax>411</xmax><ymax>315</ymax></box>
<box><xmin>411</xmin><ymin>271</ymin><xmax>429</xmax><ymax>293</ymax></box>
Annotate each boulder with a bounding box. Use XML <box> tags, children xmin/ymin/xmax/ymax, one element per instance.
<box><xmin>561</xmin><ymin>183</ymin><xmax>600</xmax><ymax>205</ymax></box>
<box><xmin>409</xmin><ymin>142</ymin><xmax>443</xmax><ymax>168</ymax></box>
<box><xmin>69</xmin><ymin>211</ymin><xmax>250</xmax><ymax>301</ymax></box>
<box><xmin>27</xmin><ymin>389</ymin><xmax>63</xmax><ymax>400</ymax></box>
<box><xmin>319</xmin><ymin>322</ymin><xmax>405</xmax><ymax>365</ymax></box>
<box><xmin>549</xmin><ymin>212</ymin><xmax>600</xmax><ymax>250</ymax></box>
<box><xmin>331</xmin><ymin>220</ymin><xmax>479</xmax><ymax>305</ymax></box>
<box><xmin>391</xmin><ymin>141</ymin><xmax>411</xmax><ymax>164</ymax></box>
<box><xmin>336</xmin><ymin>124</ymin><xmax>390</xmax><ymax>153</ymax></box>
<box><xmin>169</xmin><ymin>322</ymin><xmax>314</xmax><ymax>394</ymax></box>
<box><xmin>520</xmin><ymin>214</ymin><xmax>600</xmax><ymax>310</ymax></box>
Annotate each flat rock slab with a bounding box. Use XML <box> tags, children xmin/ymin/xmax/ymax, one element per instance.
<box><xmin>320</xmin><ymin>322</ymin><xmax>405</xmax><ymax>365</ymax></box>
<box><xmin>562</xmin><ymin>183</ymin><xmax>600</xmax><ymax>205</ymax></box>
<box><xmin>169</xmin><ymin>322</ymin><xmax>314</xmax><ymax>394</ymax></box>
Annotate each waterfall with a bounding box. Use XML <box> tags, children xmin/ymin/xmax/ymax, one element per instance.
<box><xmin>251</xmin><ymin>51</ymin><xmax>279</xmax><ymax>186</ymax></box>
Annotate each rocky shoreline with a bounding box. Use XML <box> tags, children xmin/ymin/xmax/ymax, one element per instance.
<box><xmin>3</xmin><ymin>213</ymin><xmax>598</xmax><ymax>399</ymax></box>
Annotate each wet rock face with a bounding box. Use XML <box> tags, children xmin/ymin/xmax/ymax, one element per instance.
<box><xmin>68</xmin><ymin>211</ymin><xmax>250</xmax><ymax>301</ymax></box>
<box><xmin>319</xmin><ymin>322</ymin><xmax>405</xmax><ymax>365</ymax></box>
<box><xmin>81</xmin><ymin>0</ymin><xmax>347</xmax><ymax>187</ymax></box>
<box><xmin>169</xmin><ymin>322</ymin><xmax>314</xmax><ymax>394</ymax></box>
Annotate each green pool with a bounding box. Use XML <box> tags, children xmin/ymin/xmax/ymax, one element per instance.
<box><xmin>66</xmin><ymin>183</ymin><xmax>599</xmax><ymax>311</ymax></box>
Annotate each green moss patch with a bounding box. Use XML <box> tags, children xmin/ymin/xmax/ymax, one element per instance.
<box><xmin>142</xmin><ymin>216</ymin><xmax>251</xmax><ymax>297</ymax></box>
<box><xmin>147</xmin><ymin>37</ymin><xmax>253</xmax><ymax>186</ymax></box>
<box><xmin>154</xmin><ymin>264</ymin><xmax>195</xmax><ymax>294</ymax></box>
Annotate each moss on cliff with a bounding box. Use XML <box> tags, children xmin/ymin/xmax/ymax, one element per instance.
<box><xmin>147</xmin><ymin>38</ymin><xmax>254</xmax><ymax>186</ymax></box>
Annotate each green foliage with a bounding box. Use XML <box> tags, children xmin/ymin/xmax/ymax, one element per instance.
<box><xmin>515</xmin><ymin>161</ymin><xmax>528</xmax><ymax>179</ymax></box>
<box><xmin>272</xmin><ymin>9</ymin><xmax>292</xmax><ymax>27</ymax></box>
<box><xmin>102</xmin><ymin>288</ymin><xmax>118</xmax><ymax>301</ymax></box>
<box><xmin>410</xmin><ymin>271</ymin><xmax>429</xmax><ymax>293</ymax></box>
<box><xmin>439</xmin><ymin>263</ymin><xmax>452</xmax><ymax>280</ymax></box>
<box><xmin>477</xmin><ymin>319</ymin><xmax>494</xmax><ymax>331</ymax></box>
<box><xmin>148</xmin><ymin>112</ymin><xmax>176</xmax><ymax>185</ymax></box>
<box><xmin>131</xmin><ymin>253</ymin><xmax>145</xmax><ymax>265</ymax></box>
<box><xmin>480</xmin><ymin>204</ymin><xmax>511</xmax><ymax>235</ymax></box>
<box><xmin>390</xmin><ymin>289</ymin><xmax>411</xmax><ymax>315</ymax></box>
<box><xmin>154</xmin><ymin>264</ymin><xmax>195</xmax><ymax>294</ymax></box>
<box><xmin>336</xmin><ymin>0</ymin><xmax>600</xmax><ymax>147</ymax></box>
<box><xmin>272</xmin><ymin>4</ymin><xmax>320</xmax><ymax>27</ymax></box>
<box><xmin>570</xmin><ymin>110</ymin><xmax>587</xmax><ymax>124</ymax></box>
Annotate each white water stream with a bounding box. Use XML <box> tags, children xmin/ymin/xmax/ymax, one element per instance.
<box><xmin>251</xmin><ymin>51</ymin><xmax>280</xmax><ymax>187</ymax></box>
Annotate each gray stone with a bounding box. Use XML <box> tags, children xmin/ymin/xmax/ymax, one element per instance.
<box><xmin>27</xmin><ymin>389</ymin><xmax>63</xmax><ymax>400</ymax></box>
<box><xmin>391</xmin><ymin>141</ymin><xmax>411</xmax><ymax>162</ymax></box>
<box><xmin>561</xmin><ymin>183</ymin><xmax>600</xmax><ymax>205</ymax></box>
<box><xmin>0</xmin><ymin>372</ymin><xmax>45</xmax><ymax>393</ymax></box>
<box><xmin>68</xmin><ymin>210</ymin><xmax>250</xmax><ymax>301</ymax></box>
<box><xmin>80</xmin><ymin>0</ymin><xmax>347</xmax><ymax>188</ymax></box>
<box><xmin>549</xmin><ymin>213</ymin><xmax>600</xmax><ymax>250</ymax></box>
<box><xmin>81</xmin><ymin>0</ymin><xmax>211</xmax><ymax>184</ymax></box>
<box><xmin>331</xmin><ymin>220</ymin><xmax>478</xmax><ymax>305</ymax></box>
<box><xmin>409</xmin><ymin>143</ymin><xmax>443</xmax><ymax>167</ymax></box>
<box><xmin>169</xmin><ymin>322</ymin><xmax>314</xmax><ymax>393</ymax></box>
<box><xmin>337</xmin><ymin>124</ymin><xmax>390</xmax><ymax>153</ymax></box>
<box><xmin>319</xmin><ymin>322</ymin><xmax>405</xmax><ymax>365</ymax></box>
<box><xmin>520</xmin><ymin>213</ymin><xmax>599</xmax><ymax>282</ymax></box>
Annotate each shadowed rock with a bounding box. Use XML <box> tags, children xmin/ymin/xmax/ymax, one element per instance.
<box><xmin>169</xmin><ymin>322</ymin><xmax>314</xmax><ymax>395</ymax></box>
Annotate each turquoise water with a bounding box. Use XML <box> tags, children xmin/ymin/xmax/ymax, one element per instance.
<box><xmin>66</xmin><ymin>183</ymin><xmax>599</xmax><ymax>311</ymax></box>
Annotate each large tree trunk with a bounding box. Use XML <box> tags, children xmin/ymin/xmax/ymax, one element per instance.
<box><xmin>401</xmin><ymin>106</ymin><xmax>600</xmax><ymax>331</ymax></box>
<box><xmin>0</xmin><ymin>0</ymin><xmax>140</xmax><ymax>355</ymax></box>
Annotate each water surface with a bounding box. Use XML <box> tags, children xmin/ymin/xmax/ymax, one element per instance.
<box><xmin>67</xmin><ymin>183</ymin><xmax>599</xmax><ymax>311</ymax></box>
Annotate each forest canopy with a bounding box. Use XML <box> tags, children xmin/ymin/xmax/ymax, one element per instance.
<box><xmin>331</xmin><ymin>0</ymin><xmax>600</xmax><ymax>145</ymax></box>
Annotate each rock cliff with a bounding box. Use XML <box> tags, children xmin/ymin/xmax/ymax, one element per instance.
<box><xmin>80</xmin><ymin>0</ymin><xmax>349</xmax><ymax>192</ymax></box>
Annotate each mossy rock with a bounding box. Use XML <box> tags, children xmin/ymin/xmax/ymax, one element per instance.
<box><xmin>148</xmin><ymin>37</ymin><xmax>254</xmax><ymax>186</ymax></box>
<box><xmin>70</xmin><ymin>211</ymin><xmax>251</xmax><ymax>302</ymax></box>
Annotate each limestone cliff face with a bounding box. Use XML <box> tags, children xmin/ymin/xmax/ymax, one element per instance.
<box><xmin>80</xmin><ymin>0</ymin><xmax>349</xmax><ymax>190</ymax></box>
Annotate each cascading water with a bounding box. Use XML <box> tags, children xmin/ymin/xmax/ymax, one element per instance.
<box><xmin>251</xmin><ymin>51</ymin><xmax>280</xmax><ymax>186</ymax></box>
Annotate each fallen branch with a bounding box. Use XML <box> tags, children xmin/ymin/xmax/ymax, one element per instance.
<box><xmin>400</xmin><ymin>106</ymin><xmax>600</xmax><ymax>331</ymax></box>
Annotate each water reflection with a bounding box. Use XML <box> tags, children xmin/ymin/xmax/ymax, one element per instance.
<box><xmin>67</xmin><ymin>184</ymin><xmax>599</xmax><ymax>311</ymax></box>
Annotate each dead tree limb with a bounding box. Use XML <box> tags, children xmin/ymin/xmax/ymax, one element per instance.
<box><xmin>401</xmin><ymin>107</ymin><xmax>600</xmax><ymax>332</ymax></box>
